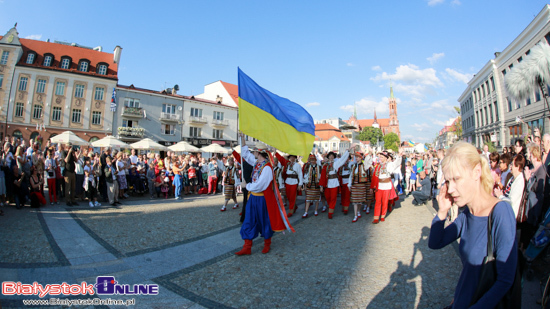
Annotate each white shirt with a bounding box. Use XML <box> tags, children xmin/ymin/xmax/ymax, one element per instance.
<box><xmin>45</xmin><ymin>157</ymin><xmax>57</xmax><ymax>179</ymax></box>
<box><xmin>116</xmin><ymin>161</ymin><xmax>126</xmax><ymax>176</ymax></box>
<box><xmin>130</xmin><ymin>155</ymin><xmax>138</xmax><ymax>165</ymax></box>
<box><xmin>500</xmin><ymin>172</ymin><xmax>525</xmax><ymax>219</ymax></box>
<box><xmin>377</xmin><ymin>156</ymin><xmax>402</xmax><ymax>190</ymax></box>
<box><xmin>241</xmin><ymin>145</ymin><xmax>274</xmax><ymax>193</ymax></box>
<box><xmin>284</xmin><ymin>161</ymin><xmax>303</xmax><ymax>186</ymax></box>
<box><xmin>347</xmin><ymin>155</ymin><xmax>373</xmax><ymax>188</ymax></box>
<box><xmin>324</xmin><ymin>150</ymin><xmax>350</xmax><ymax>189</ymax></box>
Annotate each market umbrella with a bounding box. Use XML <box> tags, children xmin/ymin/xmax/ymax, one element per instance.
<box><xmin>168</xmin><ymin>141</ymin><xmax>200</xmax><ymax>152</ymax></box>
<box><xmin>91</xmin><ymin>135</ymin><xmax>128</xmax><ymax>149</ymax></box>
<box><xmin>129</xmin><ymin>138</ymin><xmax>168</xmax><ymax>151</ymax></box>
<box><xmin>50</xmin><ymin>131</ymin><xmax>89</xmax><ymax>146</ymax></box>
<box><xmin>201</xmin><ymin>143</ymin><xmax>231</xmax><ymax>154</ymax></box>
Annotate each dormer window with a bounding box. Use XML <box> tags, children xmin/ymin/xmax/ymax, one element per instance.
<box><xmin>78</xmin><ymin>60</ymin><xmax>89</xmax><ymax>72</ymax></box>
<box><xmin>26</xmin><ymin>53</ymin><xmax>36</xmax><ymax>64</ymax></box>
<box><xmin>97</xmin><ymin>64</ymin><xmax>108</xmax><ymax>75</ymax></box>
<box><xmin>43</xmin><ymin>55</ymin><xmax>52</xmax><ymax>66</ymax></box>
<box><xmin>60</xmin><ymin>57</ymin><xmax>71</xmax><ymax>69</ymax></box>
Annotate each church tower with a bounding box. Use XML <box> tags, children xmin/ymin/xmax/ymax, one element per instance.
<box><xmin>388</xmin><ymin>84</ymin><xmax>400</xmax><ymax>139</ymax></box>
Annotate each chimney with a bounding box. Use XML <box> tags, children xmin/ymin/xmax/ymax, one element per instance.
<box><xmin>93</xmin><ymin>46</ymin><xmax>103</xmax><ymax>52</ymax></box>
<box><xmin>113</xmin><ymin>45</ymin><xmax>122</xmax><ymax>64</ymax></box>
<box><xmin>494</xmin><ymin>52</ymin><xmax>501</xmax><ymax>58</ymax></box>
<box><xmin>172</xmin><ymin>88</ymin><xmax>177</xmax><ymax>95</ymax></box>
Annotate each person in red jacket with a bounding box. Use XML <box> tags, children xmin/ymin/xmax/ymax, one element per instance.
<box><xmin>319</xmin><ymin>145</ymin><xmax>352</xmax><ymax>219</ymax></box>
<box><xmin>338</xmin><ymin>154</ymin><xmax>352</xmax><ymax>214</ymax></box>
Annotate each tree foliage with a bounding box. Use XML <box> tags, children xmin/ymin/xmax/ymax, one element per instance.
<box><xmin>454</xmin><ymin>106</ymin><xmax>463</xmax><ymax>140</ymax></box>
<box><xmin>383</xmin><ymin>132</ymin><xmax>400</xmax><ymax>152</ymax></box>
<box><xmin>357</xmin><ymin>127</ymin><xmax>383</xmax><ymax>146</ymax></box>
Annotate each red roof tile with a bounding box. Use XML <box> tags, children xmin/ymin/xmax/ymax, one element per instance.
<box><xmin>220</xmin><ymin>81</ymin><xmax>239</xmax><ymax>106</ymax></box>
<box><xmin>7</xmin><ymin>37</ymin><xmax>119</xmax><ymax>80</ymax></box>
<box><xmin>315</xmin><ymin>123</ymin><xmax>339</xmax><ymax>131</ymax></box>
<box><xmin>314</xmin><ymin>131</ymin><xmax>350</xmax><ymax>142</ymax></box>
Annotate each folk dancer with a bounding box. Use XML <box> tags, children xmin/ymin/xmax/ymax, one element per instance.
<box><xmin>364</xmin><ymin>153</ymin><xmax>375</xmax><ymax>214</ymax></box>
<box><xmin>338</xmin><ymin>154</ymin><xmax>352</xmax><ymax>214</ymax></box>
<box><xmin>236</xmin><ymin>145</ymin><xmax>294</xmax><ymax>255</ymax></box>
<box><xmin>348</xmin><ymin>152</ymin><xmax>373</xmax><ymax>222</ymax></box>
<box><xmin>319</xmin><ymin>146</ymin><xmax>351</xmax><ymax>219</ymax></box>
<box><xmin>221</xmin><ymin>157</ymin><xmax>240</xmax><ymax>211</ymax></box>
<box><xmin>370</xmin><ymin>151</ymin><xmax>401</xmax><ymax>224</ymax></box>
<box><xmin>273</xmin><ymin>157</ymin><xmax>287</xmax><ymax>207</ymax></box>
<box><xmin>275</xmin><ymin>153</ymin><xmax>303</xmax><ymax>217</ymax></box>
<box><xmin>302</xmin><ymin>154</ymin><xmax>321</xmax><ymax>218</ymax></box>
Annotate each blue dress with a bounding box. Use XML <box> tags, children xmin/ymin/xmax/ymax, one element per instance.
<box><xmin>428</xmin><ymin>201</ymin><xmax>517</xmax><ymax>308</ymax></box>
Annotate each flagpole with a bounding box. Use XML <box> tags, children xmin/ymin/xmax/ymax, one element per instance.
<box><xmin>238</xmin><ymin>133</ymin><xmax>244</xmax><ymax>183</ymax></box>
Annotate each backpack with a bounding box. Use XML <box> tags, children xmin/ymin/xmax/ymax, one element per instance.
<box><xmin>517</xmin><ymin>172</ymin><xmax>538</xmax><ymax>223</ymax></box>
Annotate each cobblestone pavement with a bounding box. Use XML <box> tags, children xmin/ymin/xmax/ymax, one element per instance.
<box><xmin>0</xmin><ymin>192</ymin><xmax>544</xmax><ymax>308</ymax></box>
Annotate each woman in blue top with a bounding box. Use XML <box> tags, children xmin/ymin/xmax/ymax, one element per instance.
<box><xmin>428</xmin><ymin>141</ymin><xmax>517</xmax><ymax>309</ymax></box>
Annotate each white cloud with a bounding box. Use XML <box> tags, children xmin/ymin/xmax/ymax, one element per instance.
<box><xmin>24</xmin><ymin>34</ymin><xmax>42</xmax><ymax>40</ymax></box>
<box><xmin>371</xmin><ymin>65</ymin><xmax>382</xmax><ymax>71</ymax></box>
<box><xmin>346</xmin><ymin>62</ymin><xmax>355</xmax><ymax>67</ymax></box>
<box><xmin>427</xmin><ymin>52</ymin><xmax>445</xmax><ymax>65</ymax></box>
<box><xmin>451</xmin><ymin>0</ymin><xmax>461</xmax><ymax>5</ymax></box>
<box><xmin>372</xmin><ymin>64</ymin><xmax>442</xmax><ymax>87</ymax></box>
<box><xmin>445</xmin><ymin>68</ymin><xmax>472</xmax><ymax>83</ymax></box>
<box><xmin>427</xmin><ymin>0</ymin><xmax>444</xmax><ymax>6</ymax></box>
<box><xmin>306</xmin><ymin>102</ymin><xmax>320</xmax><ymax>107</ymax></box>
<box><xmin>340</xmin><ymin>97</ymin><xmax>389</xmax><ymax>116</ymax></box>
<box><xmin>411</xmin><ymin>123</ymin><xmax>431</xmax><ymax>131</ymax></box>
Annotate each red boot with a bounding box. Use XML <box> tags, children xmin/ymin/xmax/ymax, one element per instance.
<box><xmin>235</xmin><ymin>239</ymin><xmax>252</xmax><ymax>255</ymax></box>
<box><xmin>328</xmin><ymin>213</ymin><xmax>333</xmax><ymax>219</ymax></box>
<box><xmin>262</xmin><ymin>238</ymin><xmax>271</xmax><ymax>254</ymax></box>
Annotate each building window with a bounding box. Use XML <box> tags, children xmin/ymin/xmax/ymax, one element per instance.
<box><xmin>536</xmin><ymin>89</ymin><xmax>541</xmax><ymax>102</ymax></box>
<box><xmin>489</xmin><ymin>104</ymin><xmax>493</xmax><ymax>123</ymax></box>
<box><xmin>490</xmin><ymin>77</ymin><xmax>495</xmax><ymax>91</ymax></box>
<box><xmin>60</xmin><ymin>58</ymin><xmax>70</xmax><ymax>69</ymax></box>
<box><xmin>0</xmin><ymin>75</ymin><xmax>3</xmax><ymax>89</ymax></box>
<box><xmin>78</xmin><ymin>61</ymin><xmax>89</xmax><ymax>72</ymax></box>
<box><xmin>18</xmin><ymin>77</ymin><xmax>28</xmax><ymax>91</ymax></box>
<box><xmin>481</xmin><ymin>84</ymin><xmax>485</xmax><ymax>98</ymax></box>
<box><xmin>32</xmin><ymin>105</ymin><xmax>43</xmax><ymax>119</ymax></box>
<box><xmin>526</xmin><ymin>97</ymin><xmax>531</xmax><ymax>106</ymax></box>
<box><xmin>161</xmin><ymin>124</ymin><xmax>175</xmax><ymax>135</ymax></box>
<box><xmin>124</xmin><ymin>98</ymin><xmax>140</xmax><ymax>108</ymax></box>
<box><xmin>213</xmin><ymin>111</ymin><xmax>224</xmax><ymax>120</ymax></box>
<box><xmin>0</xmin><ymin>51</ymin><xmax>9</xmax><ymax>65</ymax></box>
<box><xmin>52</xmin><ymin>107</ymin><xmax>62</xmax><ymax>121</ymax></box>
<box><xmin>122</xmin><ymin>119</ymin><xmax>138</xmax><ymax>127</ymax></box>
<box><xmin>15</xmin><ymin>102</ymin><xmax>24</xmax><ymax>118</ymax></box>
<box><xmin>494</xmin><ymin>101</ymin><xmax>499</xmax><ymax>121</ymax></box>
<box><xmin>98</xmin><ymin>64</ymin><xmax>107</xmax><ymax>75</ymax></box>
<box><xmin>190</xmin><ymin>108</ymin><xmax>202</xmax><ymax>117</ymax></box>
<box><xmin>213</xmin><ymin>129</ymin><xmax>223</xmax><ymax>139</ymax></box>
<box><xmin>189</xmin><ymin>127</ymin><xmax>201</xmax><ymax>137</ymax></box>
<box><xmin>71</xmin><ymin>109</ymin><xmax>82</xmax><ymax>123</ymax></box>
<box><xmin>502</xmin><ymin>69</ymin><xmax>507</xmax><ymax>78</ymax></box>
<box><xmin>162</xmin><ymin>104</ymin><xmax>176</xmax><ymax>114</ymax></box>
<box><xmin>91</xmin><ymin>111</ymin><xmax>101</xmax><ymax>125</ymax></box>
<box><xmin>507</xmin><ymin>97</ymin><xmax>512</xmax><ymax>112</ymax></box>
<box><xmin>94</xmin><ymin>87</ymin><xmax>104</xmax><ymax>101</ymax></box>
<box><xmin>26</xmin><ymin>53</ymin><xmax>35</xmax><ymax>64</ymax></box>
<box><xmin>36</xmin><ymin>79</ymin><xmax>46</xmax><ymax>93</ymax></box>
<box><xmin>55</xmin><ymin>81</ymin><xmax>65</xmax><ymax>96</ymax></box>
<box><xmin>74</xmin><ymin>84</ymin><xmax>85</xmax><ymax>98</ymax></box>
<box><xmin>43</xmin><ymin>55</ymin><xmax>52</xmax><ymax>67</ymax></box>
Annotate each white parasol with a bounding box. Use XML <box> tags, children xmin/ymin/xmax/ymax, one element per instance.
<box><xmin>91</xmin><ymin>135</ymin><xmax>128</xmax><ymax>149</ymax></box>
<box><xmin>50</xmin><ymin>131</ymin><xmax>89</xmax><ymax>146</ymax></box>
<box><xmin>129</xmin><ymin>138</ymin><xmax>168</xmax><ymax>151</ymax></box>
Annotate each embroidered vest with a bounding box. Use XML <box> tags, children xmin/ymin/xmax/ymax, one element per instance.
<box><xmin>224</xmin><ymin>166</ymin><xmax>235</xmax><ymax>185</ymax></box>
<box><xmin>305</xmin><ymin>163</ymin><xmax>320</xmax><ymax>188</ymax></box>
<box><xmin>351</xmin><ymin>163</ymin><xmax>371</xmax><ymax>184</ymax></box>
<box><xmin>252</xmin><ymin>161</ymin><xmax>268</xmax><ymax>183</ymax></box>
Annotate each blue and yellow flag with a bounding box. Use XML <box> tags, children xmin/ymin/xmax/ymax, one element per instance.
<box><xmin>408</xmin><ymin>140</ymin><xmax>415</xmax><ymax>147</ymax></box>
<box><xmin>238</xmin><ymin>68</ymin><xmax>315</xmax><ymax>160</ymax></box>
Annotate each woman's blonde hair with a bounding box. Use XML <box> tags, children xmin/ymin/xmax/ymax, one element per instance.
<box><xmin>528</xmin><ymin>143</ymin><xmax>542</xmax><ymax>162</ymax></box>
<box><xmin>15</xmin><ymin>146</ymin><xmax>23</xmax><ymax>157</ymax></box>
<box><xmin>441</xmin><ymin>141</ymin><xmax>493</xmax><ymax>194</ymax></box>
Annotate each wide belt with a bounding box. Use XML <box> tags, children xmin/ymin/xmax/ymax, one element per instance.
<box><xmin>286</xmin><ymin>174</ymin><xmax>298</xmax><ymax>179</ymax></box>
<box><xmin>379</xmin><ymin>178</ymin><xmax>392</xmax><ymax>183</ymax></box>
<box><xmin>251</xmin><ymin>192</ymin><xmax>264</xmax><ymax>196</ymax></box>
<box><xmin>328</xmin><ymin>174</ymin><xmax>338</xmax><ymax>179</ymax></box>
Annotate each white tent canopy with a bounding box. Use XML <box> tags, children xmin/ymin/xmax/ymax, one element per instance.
<box><xmin>168</xmin><ymin>141</ymin><xmax>200</xmax><ymax>152</ymax></box>
<box><xmin>129</xmin><ymin>138</ymin><xmax>168</xmax><ymax>151</ymax></box>
<box><xmin>201</xmin><ymin>143</ymin><xmax>231</xmax><ymax>154</ymax></box>
<box><xmin>50</xmin><ymin>131</ymin><xmax>89</xmax><ymax>146</ymax></box>
<box><xmin>91</xmin><ymin>136</ymin><xmax>128</xmax><ymax>149</ymax></box>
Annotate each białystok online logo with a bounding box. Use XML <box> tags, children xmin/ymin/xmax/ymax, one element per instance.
<box><xmin>2</xmin><ymin>276</ymin><xmax>159</xmax><ymax>297</ymax></box>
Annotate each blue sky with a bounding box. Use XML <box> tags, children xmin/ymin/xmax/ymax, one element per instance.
<box><xmin>1</xmin><ymin>0</ymin><xmax>548</xmax><ymax>143</ymax></box>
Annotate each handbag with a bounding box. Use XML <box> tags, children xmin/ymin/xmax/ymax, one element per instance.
<box><xmin>469</xmin><ymin>205</ymin><xmax>522</xmax><ymax>308</ymax></box>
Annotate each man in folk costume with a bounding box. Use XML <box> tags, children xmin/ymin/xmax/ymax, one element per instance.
<box><xmin>236</xmin><ymin>145</ymin><xmax>294</xmax><ymax>255</ymax></box>
<box><xmin>275</xmin><ymin>153</ymin><xmax>303</xmax><ymax>217</ymax></box>
<box><xmin>232</xmin><ymin>147</ymin><xmax>256</xmax><ymax>222</ymax></box>
<box><xmin>348</xmin><ymin>152</ymin><xmax>373</xmax><ymax>222</ymax></box>
<box><xmin>370</xmin><ymin>150</ymin><xmax>401</xmax><ymax>224</ymax></box>
<box><xmin>273</xmin><ymin>156</ymin><xmax>288</xmax><ymax>207</ymax></box>
<box><xmin>319</xmin><ymin>146</ymin><xmax>351</xmax><ymax>219</ymax></box>
<box><xmin>220</xmin><ymin>157</ymin><xmax>240</xmax><ymax>212</ymax></box>
<box><xmin>363</xmin><ymin>150</ymin><xmax>375</xmax><ymax>214</ymax></box>
<box><xmin>338</xmin><ymin>154</ymin><xmax>352</xmax><ymax>214</ymax></box>
<box><xmin>302</xmin><ymin>153</ymin><xmax>322</xmax><ymax>218</ymax></box>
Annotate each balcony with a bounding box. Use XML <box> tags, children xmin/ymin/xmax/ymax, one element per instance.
<box><xmin>212</xmin><ymin>119</ymin><xmax>229</xmax><ymax>127</ymax></box>
<box><xmin>121</xmin><ymin>106</ymin><xmax>144</xmax><ymax>118</ymax></box>
<box><xmin>160</xmin><ymin>112</ymin><xmax>181</xmax><ymax>123</ymax></box>
<box><xmin>188</xmin><ymin>116</ymin><xmax>207</xmax><ymax>124</ymax></box>
<box><xmin>117</xmin><ymin>126</ymin><xmax>145</xmax><ymax>139</ymax></box>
